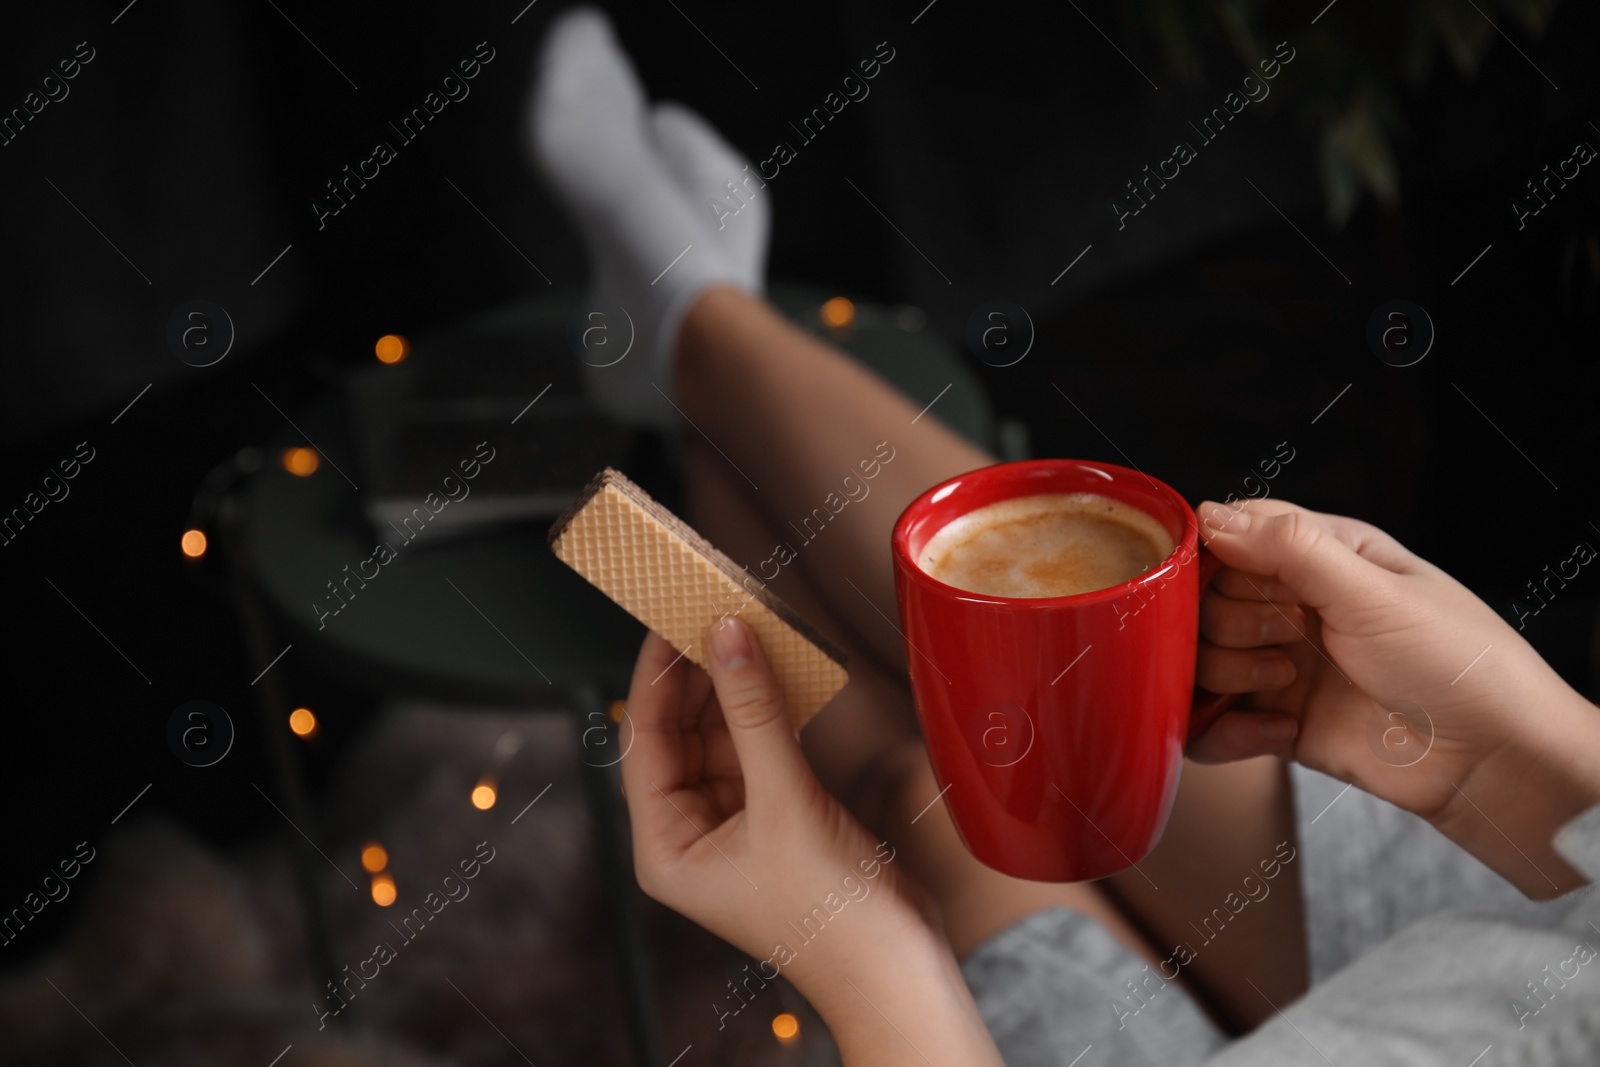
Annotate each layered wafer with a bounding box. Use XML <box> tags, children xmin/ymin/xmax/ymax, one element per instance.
<box><xmin>549</xmin><ymin>468</ymin><xmax>848</xmax><ymax>729</ymax></box>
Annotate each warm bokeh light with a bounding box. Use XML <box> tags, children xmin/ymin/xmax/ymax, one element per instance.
<box><xmin>471</xmin><ymin>781</ymin><xmax>497</xmax><ymax>810</ymax></box>
<box><xmin>375</xmin><ymin>334</ymin><xmax>409</xmax><ymax>364</ymax></box>
<box><xmin>282</xmin><ymin>447</ymin><xmax>320</xmax><ymax>477</ymax></box>
<box><xmin>180</xmin><ymin>529</ymin><xmax>207</xmax><ymax>558</ymax></box>
<box><xmin>370</xmin><ymin>873</ymin><xmax>396</xmax><ymax>907</ymax></box>
<box><xmin>361</xmin><ymin>843</ymin><xmax>389</xmax><ymax>873</ymax></box>
<box><xmin>288</xmin><ymin>707</ymin><xmax>318</xmax><ymax>737</ymax></box>
<box><xmin>608</xmin><ymin>700</ymin><xmax>626</xmax><ymax>723</ymax></box>
<box><xmin>772</xmin><ymin>1013</ymin><xmax>800</xmax><ymax>1043</ymax></box>
<box><xmin>819</xmin><ymin>296</ymin><xmax>855</xmax><ymax>330</ymax></box>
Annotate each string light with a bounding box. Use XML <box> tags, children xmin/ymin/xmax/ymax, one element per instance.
<box><xmin>288</xmin><ymin>707</ymin><xmax>318</xmax><ymax>737</ymax></box>
<box><xmin>180</xmin><ymin>529</ymin><xmax>207</xmax><ymax>558</ymax></box>
<box><xmin>281</xmin><ymin>447</ymin><xmax>319</xmax><ymax>477</ymax></box>
<box><xmin>471</xmin><ymin>780</ymin><xmax>497</xmax><ymax>810</ymax></box>
<box><xmin>819</xmin><ymin>297</ymin><xmax>855</xmax><ymax>330</ymax></box>
<box><xmin>374</xmin><ymin>334</ymin><xmax>409</xmax><ymax>364</ymax></box>
<box><xmin>360</xmin><ymin>843</ymin><xmax>388</xmax><ymax>873</ymax></box>
<box><xmin>370</xmin><ymin>872</ymin><xmax>396</xmax><ymax>907</ymax></box>
<box><xmin>772</xmin><ymin>1013</ymin><xmax>800</xmax><ymax>1044</ymax></box>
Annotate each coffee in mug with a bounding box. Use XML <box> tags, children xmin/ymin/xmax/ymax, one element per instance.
<box><xmin>892</xmin><ymin>461</ymin><xmax>1231</xmax><ymax>882</ymax></box>
<box><xmin>916</xmin><ymin>492</ymin><xmax>1175</xmax><ymax>598</ymax></box>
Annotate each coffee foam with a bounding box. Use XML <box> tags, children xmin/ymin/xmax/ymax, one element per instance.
<box><xmin>918</xmin><ymin>492</ymin><xmax>1176</xmax><ymax>598</ymax></box>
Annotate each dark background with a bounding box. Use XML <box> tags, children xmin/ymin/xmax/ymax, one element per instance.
<box><xmin>1</xmin><ymin>0</ymin><xmax>1596</xmax><ymax>964</ymax></box>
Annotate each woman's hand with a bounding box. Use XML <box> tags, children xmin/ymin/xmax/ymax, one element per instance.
<box><xmin>619</xmin><ymin>618</ymin><xmax>1004</xmax><ymax>1064</ymax></box>
<box><xmin>1190</xmin><ymin>498</ymin><xmax>1600</xmax><ymax>897</ymax></box>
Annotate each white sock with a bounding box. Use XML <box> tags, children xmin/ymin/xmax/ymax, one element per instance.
<box><xmin>650</xmin><ymin>102</ymin><xmax>770</xmax><ymax>296</ymax></box>
<box><xmin>526</xmin><ymin>8</ymin><xmax>767</xmax><ymax>428</ymax></box>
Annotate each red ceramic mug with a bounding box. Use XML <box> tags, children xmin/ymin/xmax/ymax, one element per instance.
<box><xmin>891</xmin><ymin>459</ymin><xmax>1231</xmax><ymax>882</ymax></box>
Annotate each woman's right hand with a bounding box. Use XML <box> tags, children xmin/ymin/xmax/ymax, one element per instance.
<box><xmin>1191</xmin><ymin>498</ymin><xmax>1600</xmax><ymax>897</ymax></box>
<box><xmin>619</xmin><ymin>619</ymin><xmax>1006</xmax><ymax>1065</ymax></box>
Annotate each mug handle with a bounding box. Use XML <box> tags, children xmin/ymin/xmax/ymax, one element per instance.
<box><xmin>1187</xmin><ymin>546</ymin><xmax>1236</xmax><ymax>742</ymax></box>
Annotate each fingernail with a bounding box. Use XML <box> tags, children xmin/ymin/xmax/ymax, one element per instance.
<box><xmin>1199</xmin><ymin>501</ymin><xmax>1250</xmax><ymax>535</ymax></box>
<box><xmin>1259</xmin><ymin>717</ymin><xmax>1298</xmax><ymax>742</ymax></box>
<box><xmin>1252</xmin><ymin>657</ymin><xmax>1295</xmax><ymax>688</ymax></box>
<box><xmin>710</xmin><ymin>617</ymin><xmax>751</xmax><ymax>670</ymax></box>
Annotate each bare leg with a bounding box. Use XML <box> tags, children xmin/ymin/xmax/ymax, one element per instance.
<box><xmin>677</xmin><ymin>285</ymin><xmax>990</xmax><ymax>672</ymax></box>
<box><xmin>674</xmin><ymin>286</ymin><xmax>1309</xmax><ymax>1027</ymax></box>
<box><xmin>1103</xmin><ymin>758</ymin><xmax>1308</xmax><ymax>1030</ymax></box>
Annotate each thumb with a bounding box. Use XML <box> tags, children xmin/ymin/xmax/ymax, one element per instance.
<box><xmin>706</xmin><ymin>617</ymin><xmax>813</xmax><ymax>803</ymax></box>
<box><xmin>1198</xmin><ymin>501</ymin><xmax>1396</xmax><ymax>615</ymax></box>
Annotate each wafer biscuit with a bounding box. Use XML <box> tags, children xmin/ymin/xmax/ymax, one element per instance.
<box><xmin>549</xmin><ymin>468</ymin><xmax>848</xmax><ymax>729</ymax></box>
